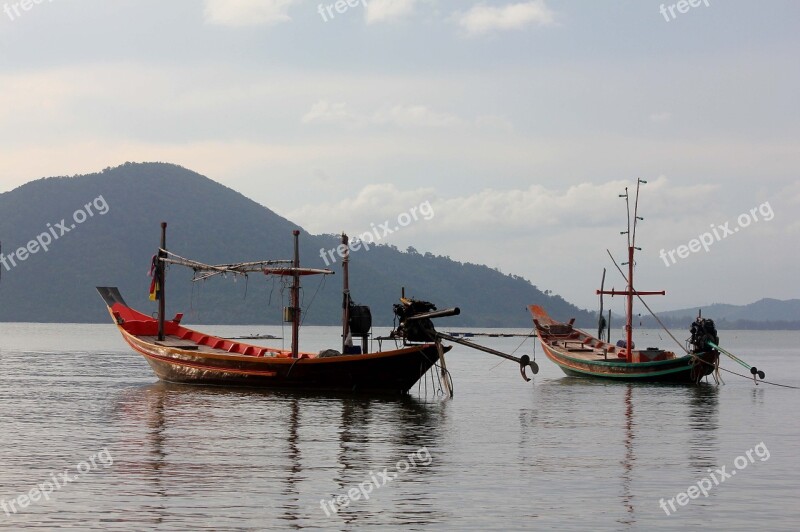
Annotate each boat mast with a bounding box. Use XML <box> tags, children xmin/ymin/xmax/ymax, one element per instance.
<box><xmin>158</xmin><ymin>222</ymin><xmax>167</xmax><ymax>341</ymax></box>
<box><xmin>341</xmin><ymin>233</ymin><xmax>350</xmax><ymax>353</ymax></box>
<box><xmin>597</xmin><ymin>179</ymin><xmax>664</xmax><ymax>362</ymax></box>
<box><xmin>291</xmin><ymin>230</ymin><xmax>301</xmax><ymax>359</ymax></box>
<box><xmin>626</xmin><ymin>195</ymin><xmax>635</xmax><ymax>361</ymax></box>
<box><xmin>626</xmin><ymin>179</ymin><xmax>645</xmax><ymax>360</ymax></box>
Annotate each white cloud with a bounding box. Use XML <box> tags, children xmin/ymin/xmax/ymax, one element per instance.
<box><xmin>288</xmin><ymin>176</ymin><xmax>719</xmax><ymax>237</ymax></box>
<box><xmin>457</xmin><ymin>1</ymin><xmax>556</xmax><ymax>36</ymax></box>
<box><xmin>203</xmin><ymin>0</ymin><xmax>301</xmax><ymax>27</ymax></box>
<box><xmin>301</xmin><ymin>100</ymin><xmax>355</xmax><ymax>125</ymax></box>
<box><xmin>475</xmin><ymin>114</ymin><xmax>515</xmax><ymax>132</ymax></box>
<box><xmin>372</xmin><ymin>104</ymin><xmax>463</xmax><ymax>128</ymax></box>
<box><xmin>285</xmin><ymin>178</ymin><xmax>752</xmax><ymax>310</ymax></box>
<box><xmin>649</xmin><ymin>112</ymin><xmax>672</xmax><ymax>123</ymax></box>
<box><xmin>777</xmin><ymin>181</ymin><xmax>800</xmax><ymax>206</ymax></box>
<box><xmin>365</xmin><ymin>0</ymin><xmax>418</xmax><ymax>24</ymax></box>
<box><xmin>301</xmin><ymin>100</ymin><xmax>463</xmax><ymax>128</ymax></box>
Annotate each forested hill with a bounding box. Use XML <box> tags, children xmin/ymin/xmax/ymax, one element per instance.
<box><xmin>638</xmin><ymin>298</ymin><xmax>800</xmax><ymax>330</ymax></box>
<box><xmin>0</xmin><ymin>162</ymin><xmax>594</xmax><ymax>326</ymax></box>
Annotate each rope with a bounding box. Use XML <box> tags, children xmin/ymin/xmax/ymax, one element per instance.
<box><xmin>716</xmin><ymin>364</ymin><xmax>800</xmax><ymax>389</ymax></box>
<box><xmin>299</xmin><ymin>274</ymin><xmax>327</xmax><ymax>326</ymax></box>
<box><xmin>673</xmin><ymin>339</ymin><xmax>799</xmax><ymax>389</ymax></box>
<box><xmin>606</xmin><ymin>250</ymin><xmax>799</xmax><ymax>389</ymax></box>
<box><xmin>487</xmin><ymin>328</ymin><xmax>536</xmax><ymax>372</ymax></box>
<box><xmin>607</xmin><ymin>250</ymin><xmax>688</xmax><ymax>355</ymax></box>
<box><xmin>709</xmin><ymin>341</ymin><xmax>753</xmax><ymax>370</ymax></box>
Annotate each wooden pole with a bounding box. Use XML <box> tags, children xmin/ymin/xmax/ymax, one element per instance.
<box><xmin>598</xmin><ymin>268</ymin><xmax>606</xmax><ymax>340</ymax></box>
<box><xmin>157</xmin><ymin>222</ymin><xmax>167</xmax><ymax>341</ymax></box>
<box><xmin>625</xmin><ymin>245</ymin><xmax>634</xmax><ymax>362</ymax></box>
<box><xmin>435</xmin><ymin>339</ymin><xmax>453</xmax><ymax>398</ymax></box>
<box><xmin>341</xmin><ymin>233</ymin><xmax>350</xmax><ymax>354</ymax></box>
<box><xmin>291</xmin><ymin>230</ymin><xmax>300</xmax><ymax>359</ymax></box>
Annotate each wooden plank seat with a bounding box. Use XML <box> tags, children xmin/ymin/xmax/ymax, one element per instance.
<box><xmin>155</xmin><ymin>339</ymin><xmax>200</xmax><ymax>350</ymax></box>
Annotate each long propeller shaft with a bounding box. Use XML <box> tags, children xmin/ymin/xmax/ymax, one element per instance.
<box><xmin>436</xmin><ymin>332</ymin><xmax>538</xmax><ymax>381</ymax></box>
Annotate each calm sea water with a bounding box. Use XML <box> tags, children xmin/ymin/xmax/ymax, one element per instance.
<box><xmin>0</xmin><ymin>323</ymin><xmax>798</xmax><ymax>531</ymax></box>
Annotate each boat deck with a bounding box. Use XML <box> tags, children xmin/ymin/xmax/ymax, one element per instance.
<box><xmin>139</xmin><ymin>335</ymin><xmax>299</xmax><ymax>358</ymax></box>
<box><xmin>543</xmin><ymin>337</ymin><xmax>677</xmax><ymax>363</ymax></box>
<box><xmin>545</xmin><ymin>338</ymin><xmax>623</xmax><ymax>361</ymax></box>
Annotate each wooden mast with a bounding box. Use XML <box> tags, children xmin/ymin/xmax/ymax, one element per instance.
<box><xmin>626</xmin><ymin>180</ymin><xmax>641</xmax><ymax>360</ymax></box>
<box><xmin>625</xmin><ymin>243</ymin><xmax>635</xmax><ymax>360</ymax></box>
<box><xmin>291</xmin><ymin>230</ymin><xmax>300</xmax><ymax>359</ymax></box>
<box><xmin>157</xmin><ymin>222</ymin><xmax>167</xmax><ymax>341</ymax></box>
<box><xmin>597</xmin><ymin>180</ymin><xmax>664</xmax><ymax>362</ymax></box>
<box><xmin>341</xmin><ymin>233</ymin><xmax>350</xmax><ymax>354</ymax></box>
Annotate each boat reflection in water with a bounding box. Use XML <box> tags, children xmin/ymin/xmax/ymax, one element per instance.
<box><xmin>516</xmin><ymin>379</ymin><xmax>720</xmax><ymax>528</ymax></box>
<box><xmin>111</xmin><ymin>383</ymin><xmax>448</xmax><ymax>528</ymax></box>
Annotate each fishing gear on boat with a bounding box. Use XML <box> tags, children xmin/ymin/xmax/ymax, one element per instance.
<box><xmin>158</xmin><ymin>248</ymin><xmax>294</xmax><ymax>281</ymax></box>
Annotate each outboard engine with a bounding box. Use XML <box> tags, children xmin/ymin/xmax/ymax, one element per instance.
<box><xmin>689</xmin><ymin>317</ymin><xmax>719</xmax><ymax>353</ymax></box>
<box><xmin>392</xmin><ymin>298</ymin><xmax>459</xmax><ymax>343</ymax></box>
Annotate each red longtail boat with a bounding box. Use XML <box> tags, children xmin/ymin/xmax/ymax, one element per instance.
<box><xmin>98</xmin><ymin>226</ymin><xmax>460</xmax><ymax>394</ymax></box>
<box><xmin>529</xmin><ymin>179</ymin><xmax>720</xmax><ymax>384</ymax></box>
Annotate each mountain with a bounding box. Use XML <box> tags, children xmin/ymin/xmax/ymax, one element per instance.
<box><xmin>0</xmin><ymin>162</ymin><xmax>594</xmax><ymax>327</ymax></box>
<box><xmin>639</xmin><ymin>298</ymin><xmax>800</xmax><ymax>330</ymax></box>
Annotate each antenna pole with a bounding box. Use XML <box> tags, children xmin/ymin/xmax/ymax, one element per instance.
<box><xmin>623</xmin><ymin>187</ymin><xmax>631</xmax><ymax>248</ymax></box>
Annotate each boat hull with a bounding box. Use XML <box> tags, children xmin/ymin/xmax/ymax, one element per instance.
<box><xmin>100</xmin><ymin>287</ymin><xmax>445</xmax><ymax>394</ymax></box>
<box><xmin>540</xmin><ymin>342</ymin><xmax>718</xmax><ymax>384</ymax></box>
<box><xmin>529</xmin><ymin>305</ymin><xmax>718</xmax><ymax>384</ymax></box>
<box><xmin>122</xmin><ymin>330</ymin><xmax>442</xmax><ymax>393</ymax></box>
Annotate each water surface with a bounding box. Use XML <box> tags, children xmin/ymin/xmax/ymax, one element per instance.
<box><xmin>0</xmin><ymin>324</ymin><xmax>797</xmax><ymax>530</ymax></box>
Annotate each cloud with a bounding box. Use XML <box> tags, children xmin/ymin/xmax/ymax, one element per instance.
<box><xmin>286</xmin><ymin>184</ymin><xmax>438</xmax><ymax>243</ymax></box>
<box><xmin>777</xmin><ymin>181</ymin><xmax>800</xmax><ymax>206</ymax></box>
<box><xmin>301</xmin><ymin>100</ymin><xmax>464</xmax><ymax>128</ymax></box>
<box><xmin>649</xmin><ymin>112</ymin><xmax>672</xmax><ymax>123</ymax></box>
<box><xmin>302</xmin><ymin>100</ymin><xmax>355</xmax><ymax>125</ymax></box>
<box><xmin>288</xmin><ymin>176</ymin><xmax>720</xmax><ymax>237</ymax></box>
<box><xmin>457</xmin><ymin>1</ymin><xmax>556</xmax><ymax>36</ymax></box>
<box><xmin>285</xmin><ymin>177</ymin><xmax>746</xmax><ymax>309</ymax></box>
<box><xmin>372</xmin><ymin>104</ymin><xmax>464</xmax><ymax>128</ymax></box>
<box><xmin>475</xmin><ymin>114</ymin><xmax>515</xmax><ymax>132</ymax></box>
<box><xmin>365</xmin><ymin>0</ymin><xmax>418</xmax><ymax>24</ymax></box>
<box><xmin>203</xmin><ymin>0</ymin><xmax>301</xmax><ymax>27</ymax></box>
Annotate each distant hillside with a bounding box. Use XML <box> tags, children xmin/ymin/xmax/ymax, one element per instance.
<box><xmin>0</xmin><ymin>162</ymin><xmax>594</xmax><ymax>327</ymax></box>
<box><xmin>640</xmin><ymin>298</ymin><xmax>800</xmax><ymax>330</ymax></box>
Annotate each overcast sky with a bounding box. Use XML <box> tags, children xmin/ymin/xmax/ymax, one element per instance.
<box><xmin>1</xmin><ymin>0</ymin><xmax>798</xmax><ymax>313</ymax></box>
